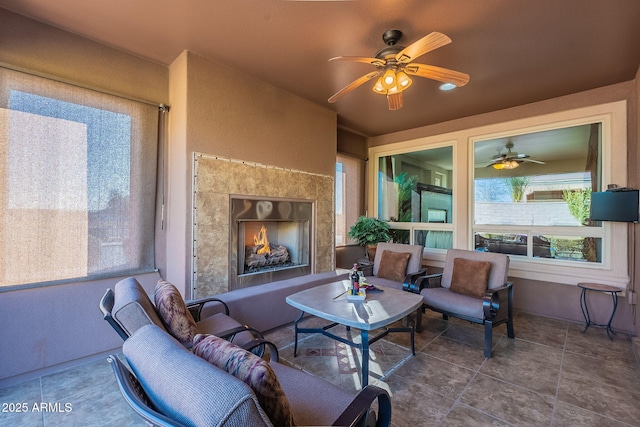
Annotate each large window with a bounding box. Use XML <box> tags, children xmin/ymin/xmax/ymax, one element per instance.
<box><xmin>0</xmin><ymin>68</ymin><xmax>159</xmax><ymax>289</ymax></box>
<box><xmin>369</xmin><ymin>101</ymin><xmax>629</xmax><ymax>288</ymax></box>
<box><xmin>473</xmin><ymin>123</ymin><xmax>603</xmax><ymax>263</ymax></box>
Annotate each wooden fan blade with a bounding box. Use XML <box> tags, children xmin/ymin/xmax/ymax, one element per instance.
<box><xmin>395</xmin><ymin>32</ymin><xmax>451</xmax><ymax>64</ymax></box>
<box><xmin>405</xmin><ymin>63</ymin><xmax>470</xmax><ymax>87</ymax></box>
<box><xmin>387</xmin><ymin>92</ymin><xmax>403</xmax><ymax>110</ymax></box>
<box><xmin>328</xmin><ymin>71</ymin><xmax>380</xmax><ymax>103</ymax></box>
<box><xmin>329</xmin><ymin>56</ymin><xmax>386</xmax><ymax>67</ymax></box>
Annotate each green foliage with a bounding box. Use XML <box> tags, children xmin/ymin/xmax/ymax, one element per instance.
<box><xmin>393</xmin><ymin>172</ymin><xmax>419</xmax><ymax>222</ymax></box>
<box><xmin>503</xmin><ymin>176</ymin><xmax>531</xmax><ymax>202</ymax></box>
<box><xmin>562</xmin><ymin>188</ymin><xmax>592</xmax><ymax>225</ymax></box>
<box><xmin>347</xmin><ymin>216</ymin><xmax>391</xmax><ymax>247</ymax></box>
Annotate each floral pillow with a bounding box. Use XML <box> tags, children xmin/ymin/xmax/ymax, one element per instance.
<box><xmin>192</xmin><ymin>334</ymin><xmax>296</xmax><ymax>426</ymax></box>
<box><xmin>154</xmin><ymin>280</ymin><xmax>198</xmax><ymax>347</ymax></box>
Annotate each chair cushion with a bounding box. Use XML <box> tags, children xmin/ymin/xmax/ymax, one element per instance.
<box><xmin>112</xmin><ymin>277</ymin><xmax>166</xmax><ymax>337</ymax></box>
<box><xmin>376</xmin><ymin>250</ymin><xmax>411</xmax><ymax>282</ymax></box>
<box><xmin>449</xmin><ymin>258</ymin><xmax>491</xmax><ymax>299</ymax></box>
<box><xmin>421</xmin><ymin>287</ymin><xmax>485</xmax><ymax>319</ymax></box>
<box><xmin>270</xmin><ymin>362</ymin><xmax>353</xmax><ymax>427</ymax></box>
<box><xmin>124</xmin><ymin>324</ymin><xmax>271</xmax><ymax>427</ymax></box>
<box><xmin>154</xmin><ymin>280</ymin><xmax>198</xmax><ymax>347</ymax></box>
<box><xmin>193</xmin><ymin>334</ymin><xmax>296</xmax><ymax>427</ymax></box>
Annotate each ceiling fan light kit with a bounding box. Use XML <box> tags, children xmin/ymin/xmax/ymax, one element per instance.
<box><xmin>328</xmin><ymin>29</ymin><xmax>469</xmax><ymax>110</ymax></box>
<box><xmin>492</xmin><ymin>160</ymin><xmax>520</xmax><ymax>170</ymax></box>
<box><xmin>487</xmin><ymin>141</ymin><xmax>545</xmax><ymax>170</ymax></box>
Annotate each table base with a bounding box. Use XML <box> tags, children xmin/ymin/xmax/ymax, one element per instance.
<box><xmin>292</xmin><ymin>312</ymin><xmax>415</xmax><ymax>387</ymax></box>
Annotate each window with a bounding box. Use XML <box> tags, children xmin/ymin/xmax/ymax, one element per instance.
<box><xmin>376</xmin><ymin>146</ymin><xmax>454</xmax><ymax>249</ymax></box>
<box><xmin>473</xmin><ymin>123</ymin><xmax>603</xmax><ymax>263</ymax></box>
<box><xmin>369</xmin><ymin>101</ymin><xmax>629</xmax><ymax>288</ymax></box>
<box><xmin>335</xmin><ymin>154</ymin><xmax>364</xmax><ymax>246</ymax></box>
<box><xmin>0</xmin><ymin>68</ymin><xmax>159</xmax><ymax>289</ymax></box>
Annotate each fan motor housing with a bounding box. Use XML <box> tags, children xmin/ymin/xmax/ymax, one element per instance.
<box><xmin>376</xmin><ymin>30</ymin><xmax>405</xmax><ymax>59</ymax></box>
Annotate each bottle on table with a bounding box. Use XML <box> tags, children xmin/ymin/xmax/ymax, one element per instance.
<box><xmin>350</xmin><ymin>263</ymin><xmax>360</xmax><ymax>295</ymax></box>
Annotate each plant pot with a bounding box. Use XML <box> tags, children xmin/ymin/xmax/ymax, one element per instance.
<box><xmin>367</xmin><ymin>246</ymin><xmax>377</xmax><ymax>262</ymax></box>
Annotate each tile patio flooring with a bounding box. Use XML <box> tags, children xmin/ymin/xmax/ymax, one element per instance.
<box><xmin>2</xmin><ymin>311</ymin><xmax>639</xmax><ymax>426</ymax></box>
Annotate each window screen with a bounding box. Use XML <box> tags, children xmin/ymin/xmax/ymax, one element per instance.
<box><xmin>0</xmin><ymin>68</ymin><xmax>158</xmax><ymax>288</ymax></box>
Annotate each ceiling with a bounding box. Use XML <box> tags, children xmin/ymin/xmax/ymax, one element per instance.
<box><xmin>1</xmin><ymin>0</ymin><xmax>640</xmax><ymax>137</ymax></box>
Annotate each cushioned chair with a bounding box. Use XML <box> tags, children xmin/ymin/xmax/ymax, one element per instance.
<box><xmin>367</xmin><ymin>242</ymin><xmax>426</xmax><ymax>290</ymax></box>
<box><xmin>405</xmin><ymin>249</ymin><xmax>514</xmax><ymax>358</ymax></box>
<box><xmin>100</xmin><ymin>277</ymin><xmax>264</xmax><ymax>351</ymax></box>
<box><xmin>109</xmin><ymin>324</ymin><xmax>392</xmax><ymax>427</ymax></box>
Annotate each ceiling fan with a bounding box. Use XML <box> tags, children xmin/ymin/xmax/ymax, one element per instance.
<box><xmin>327</xmin><ymin>29</ymin><xmax>469</xmax><ymax>110</ymax></box>
<box><xmin>487</xmin><ymin>141</ymin><xmax>546</xmax><ymax>170</ymax></box>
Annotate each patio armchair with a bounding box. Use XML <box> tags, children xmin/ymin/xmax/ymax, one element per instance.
<box><xmin>109</xmin><ymin>324</ymin><xmax>392</xmax><ymax>427</ymax></box>
<box><xmin>367</xmin><ymin>242</ymin><xmax>426</xmax><ymax>290</ymax></box>
<box><xmin>405</xmin><ymin>249</ymin><xmax>514</xmax><ymax>357</ymax></box>
<box><xmin>100</xmin><ymin>277</ymin><xmax>269</xmax><ymax>355</ymax></box>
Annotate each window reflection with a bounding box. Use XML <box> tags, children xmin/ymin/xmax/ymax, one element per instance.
<box><xmin>377</xmin><ymin>146</ymin><xmax>453</xmax><ymax>223</ymax></box>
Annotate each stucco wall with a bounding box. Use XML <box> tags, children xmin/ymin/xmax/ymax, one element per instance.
<box><xmin>164</xmin><ymin>51</ymin><xmax>337</xmax><ymax>294</ymax></box>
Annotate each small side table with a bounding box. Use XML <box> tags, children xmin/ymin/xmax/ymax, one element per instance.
<box><xmin>577</xmin><ymin>282</ymin><xmax>622</xmax><ymax>340</ymax></box>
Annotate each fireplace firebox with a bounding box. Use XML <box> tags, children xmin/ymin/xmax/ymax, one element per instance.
<box><xmin>229</xmin><ymin>197</ymin><xmax>313</xmax><ymax>289</ymax></box>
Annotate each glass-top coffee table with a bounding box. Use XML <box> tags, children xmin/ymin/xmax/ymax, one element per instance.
<box><xmin>286</xmin><ymin>280</ymin><xmax>424</xmax><ymax>387</ymax></box>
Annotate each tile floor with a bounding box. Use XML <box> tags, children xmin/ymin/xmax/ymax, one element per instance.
<box><xmin>2</xmin><ymin>311</ymin><xmax>639</xmax><ymax>426</ymax></box>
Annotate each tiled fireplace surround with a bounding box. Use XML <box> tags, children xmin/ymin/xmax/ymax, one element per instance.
<box><xmin>192</xmin><ymin>154</ymin><xmax>334</xmax><ymax>298</ymax></box>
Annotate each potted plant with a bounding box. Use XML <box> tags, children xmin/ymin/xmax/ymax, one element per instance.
<box><xmin>347</xmin><ymin>216</ymin><xmax>391</xmax><ymax>260</ymax></box>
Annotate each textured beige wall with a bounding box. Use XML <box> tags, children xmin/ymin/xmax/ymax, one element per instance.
<box><xmin>185</xmin><ymin>52</ymin><xmax>336</xmax><ymax>176</ymax></box>
<box><xmin>166</xmin><ymin>52</ymin><xmax>337</xmax><ymax>296</ymax></box>
<box><xmin>0</xmin><ymin>9</ymin><xmax>168</xmax><ymax>105</ymax></box>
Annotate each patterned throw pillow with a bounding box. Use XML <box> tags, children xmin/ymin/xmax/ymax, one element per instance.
<box><xmin>449</xmin><ymin>258</ymin><xmax>492</xmax><ymax>299</ymax></box>
<box><xmin>376</xmin><ymin>250</ymin><xmax>412</xmax><ymax>282</ymax></box>
<box><xmin>192</xmin><ymin>334</ymin><xmax>296</xmax><ymax>426</ymax></box>
<box><xmin>154</xmin><ymin>280</ymin><xmax>198</xmax><ymax>347</ymax></box>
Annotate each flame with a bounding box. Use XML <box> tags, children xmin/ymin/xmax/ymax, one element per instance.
<box><xmin>253</xmin><ymin>225</ymin><xmax>270</xmax><ymax>255</ymax></box>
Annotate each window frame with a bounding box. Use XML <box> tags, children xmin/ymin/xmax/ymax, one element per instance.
<box><xmin>369</xmin><ymin>139</ymin><xmax>459</xmax><ymax>250</ymax></box>
<box><xmin>369</xmin><ymin>100</ymin><xmax>629</xmax><ymax>289</ymax></box>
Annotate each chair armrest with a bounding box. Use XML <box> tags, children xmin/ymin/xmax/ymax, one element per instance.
<box><xmin>100</xmin><ymin>289</ymin><xmax>130</xmax><ymax>340</ymax></box>
<box><xmin>403</xmin><ymin>273</ymin><xmax>443</xmax><ymax>294</ymax></box>
<box><xmin>242</xmin><ymin>338</ymin><xmax>280</xmax><ymax>362</ymax></box>
<box><xmin>482</xmin><ymin>282</ymin><xmax>514</xmax><ymax>320</ymax></box>
<box><xmin>402</xmin><ymin>268</ymin><xmax>428</xmax><ymax>290</ymax></box>
<box><xmin>186</xmin><ymin>297</ymin><xmax>230</xmax><ymax>321</ymax></box>
<box><xmin>332</xmin><ymin>385</ymin><xmax>392</xmax><ymax>427</ymax></box>
<box><xmin>215</xmin><ymin>325</ymin><xmax>264</xmax><ymax>342</ymax></box>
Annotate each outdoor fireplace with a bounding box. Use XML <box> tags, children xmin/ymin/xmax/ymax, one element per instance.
<box><xmin>229</xmin><ymin>197</ymin><xmax>313</xmax><ymax>289</ymax></box>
